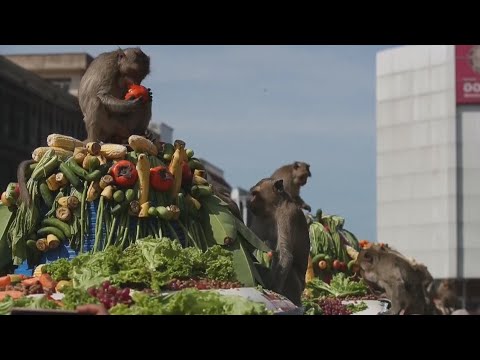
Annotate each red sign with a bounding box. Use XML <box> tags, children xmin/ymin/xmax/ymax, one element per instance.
<box><xmin>456</xmin><ymin>45</ymin><xmax>480</xmax><ymax>104</ymax></box>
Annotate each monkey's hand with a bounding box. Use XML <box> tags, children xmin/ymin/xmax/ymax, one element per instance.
<box><xmin>98</xmin><ymin>93</ymin><xmax>144</xmax><ymax>114</ymax></box>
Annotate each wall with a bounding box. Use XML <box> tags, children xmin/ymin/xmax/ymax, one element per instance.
<box><xmin>458</xmin><ymin>106</ymin><xmax>480</xmax><ymax>278</ymax></box>
<box><xmin>376</xmin><ymin>45</ymin><xmax>458</xmax><ymax>278</ymax></box>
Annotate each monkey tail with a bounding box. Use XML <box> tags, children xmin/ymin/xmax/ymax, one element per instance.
<box><xmin>17</xmin><ymin>160</ymin><xmax>35</xmax><ymax>207</ymax></box>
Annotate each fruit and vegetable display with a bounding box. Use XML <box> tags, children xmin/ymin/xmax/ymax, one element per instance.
<box><xmin>304</xmin><ymin>210</ymin><xmax>362</xmax><ymax>284</ymax></box>
<box><xmin>0</xmin><ymin>237</ymin><xmax>273</xmax><ymax>315</ymax></box>
<box><xmin>299</xmin><ymin>211</ymin><xmax>385</xmax><ymax>315</ymax></box>
<box><xmin>0</xmin><ymin>133</ymin><xmax>281</xmax><ymax>314</ymax></box>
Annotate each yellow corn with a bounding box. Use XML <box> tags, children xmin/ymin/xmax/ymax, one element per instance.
<box><xmin>128</xmin><ymin>135</ymin><xmax>158</xmax><ymax>156</ymax></box>
<box><xmin>47</xmin><ymin>134</ymin><xmax>84</xmax><ymax>151</ymax></box>
<box><xmin>33</xmin><ymin>264</ymin><xmax>45</xmax><ymax>278</ymax></box>
<box><xmin>100</xmin><ymin>144</ymin><xmax>127</xmax><ymax>160</ymax></box>
<box><xmin>305</xmin><ymin>255</ymin><xmax>315</xmax><ymax>283</ymax></box>
<box><xmin>136</xmin><ymin>154</ymin><xmax>150</xmax><ymax>217</ymax></box>
<box><xmin>32</xmin><ymin>147</ymin><xmax>73</xmax><ymax>162</ymax></box>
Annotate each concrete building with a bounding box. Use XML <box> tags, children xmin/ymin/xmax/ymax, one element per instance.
<box><xmin>0</xmin><ymin>55</ymin><xmax>86</xmax><ymax>191</ymax></box>
<box><xmin>5</xmin><ymin>53</ymin><xmax>94</xmax><ymax>97</ymax></box>
<box><xmin>376</xmin><ymin>45</ymin><xmax>480</xmax><ymax>306</ymax></box>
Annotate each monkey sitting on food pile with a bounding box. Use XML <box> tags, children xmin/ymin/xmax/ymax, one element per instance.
<box><xmin>0</xmin><ymin>48</ymin><xmax>301</xmax><ymax>315</ymax></box>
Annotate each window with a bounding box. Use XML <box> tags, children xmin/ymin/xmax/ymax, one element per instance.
<box><xmin>48</xmin><ymin>78</ymin><xmax>71</xmax><ymax>93</ymax></box>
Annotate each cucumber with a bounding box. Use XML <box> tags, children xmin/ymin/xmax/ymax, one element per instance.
<box><xmin>37</xmin><ymin>227</ymin><xmax>66</xmax><ymax>241</ymax></box>
<box><xmin>59</xmin><ymin>163</ymin><xmax>81</xmax><ymax>189</ymax></box>
<box><xmin>42</xmin><ymin>218</ymin><xmax>72</xmax><ymax>238</ymax></box>
<box><xmin>85</xmin><ymin>170</ymin><xmax>102</xmax><ymax>182</ymax></box>
<box><xmin>312</xmin><ymin>253</ymin><xmax>327</xmax><ymax>264</ymax></box>
<box><xmin>26</xmin><ymin>240</ymin><xmax>38</xmax><ymax>250</ymax></box>
<box><xmin>39</xmin><ymin>181</ymin><xmax>54</xmax><ymax>208</ymax></box>
<box><xmin>65</xmin><ymin>158</ymin><xmax>89</xmax><ymax>178</ymax></box>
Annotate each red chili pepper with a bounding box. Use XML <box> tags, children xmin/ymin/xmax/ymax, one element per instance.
<box><xmin>110</xmin><ymin>160</ymin><xmax>138</xmax><ymax>188</ymax></box>
<box><xmin>150</xmin><ymin>166</ymin><xmax>174</xmax><ymax>192</ymax></box>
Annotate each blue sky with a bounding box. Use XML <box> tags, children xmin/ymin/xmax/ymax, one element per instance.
<box><xmin>0</xmin><ymin>45</ymin><xmax>398</xmax><ymax>241</ymax></box>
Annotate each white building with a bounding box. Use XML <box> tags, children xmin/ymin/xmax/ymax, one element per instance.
<box><xmin>376</xmin><ymin>45</ymin><xmax>480</xmax><ymax>304</ymax></box>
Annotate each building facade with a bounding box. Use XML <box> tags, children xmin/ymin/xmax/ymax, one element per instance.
<box><xmin>0</xmin><ymin>56</ymin><xmax>86</xmax><ymax>192</ymax></box>
<box><xmin>5</xmin><ymin>53</ymin><xmax>93</xmax><ymax>97</ymax></box>
<box><xmin>376</xmin><ymin>45</ymin><xmax>480</xmax><ymax>306</ymax></box>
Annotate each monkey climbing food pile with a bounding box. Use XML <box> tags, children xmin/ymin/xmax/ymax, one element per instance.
<box><xmin>0</xmin><ymin>134</ymin><xmax>271</xmax><ymax>292</ymax></box>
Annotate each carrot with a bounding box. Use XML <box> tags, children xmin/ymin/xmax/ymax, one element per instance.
<box><xmin>0</xmin><ymin>276</ymin><xmax>11</xmax><ymax>287</ymax></box>
<box><xmin>39</xmin><ymin>273</ymin><xmax>56</xmax><ymax>291</ymax></box>
<box><xmin>0</xmin><ymin>291</ymin><xmax>24</xmax><ymax>301</ymax></box>
<box><xmin>21</xmin><ymin>277</ymin><xmax>40</xmax><ymax>287</ymax></box>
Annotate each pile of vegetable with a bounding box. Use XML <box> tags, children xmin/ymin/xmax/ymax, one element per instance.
<box><xmin>42</xmin><ymin>237</ymin><xmax>239</xmax><ymax>292</ymax></box>
<box><xmin>0</xmin><ymin>134</ymin><xmax>270</xmax><ymax>288</ymax></box>
<box><xmin>302</xmin><ymin>273</ymin><xmax>373</xmax><ymax>315</ymax></box>
<box><xmin>0</xmin><ymin>288</ymin><xmax>272</xmax><ymax>315</ymax></box>
<box><xmin>0</xmin><ymin>236</ymin><xmax>273</xmax><ymax>315</ymax></box>
<box><xmin>305</xmin><ymin>210</ymin><xmax>362</xmax><ymax>283</ymax></box>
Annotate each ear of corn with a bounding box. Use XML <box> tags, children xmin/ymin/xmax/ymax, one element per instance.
<box><xmin>32</xmin><ymin>147</ymin><xmax>73</xmax><ymax>162</ymax></box>
<box><xmin>128</xmin><ymin>135</ymin><xmax>158</xmax><ymax>156</ymax></box>
<box><xmin>33</xmin><ymin>264</ymin><xmax>45</xmax><ymax>278</ymax></box>
<box><xmin>47</xmin><ymin>134</ymin><xmax>84</xmax><ymax>151</ymax></box>
<box><xmin>136</xmin><ymin>154</ymin><xmax>150</xmax><ymax>217</ymax></box>
<box><xmin>100</xmin><ymin>144</ymin><xmax>127</xmax><ymax>160</ymax></box>
<box><xmin>305</xmin><ymin>255</ymin><xmax>315</xmax><ymax>283</ymax></box>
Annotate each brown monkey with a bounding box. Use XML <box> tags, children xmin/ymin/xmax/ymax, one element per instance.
<box><xmin>17</xmin><ymin>159</ymin><xmax>36</xmax><ymax>206</ymax></box>
<box><xmin>271</xmin><ymin>162</ymin><xmax>312</xmax><ymax>212</ymax></box>
<box><xmin>357</xmin><ymin>244</ymin><xmax>435</xmax><ymax>315</ymax></box>
<box><xmin>247</xmin><ymin>178</ymin><xmax>310</xmax><ymax>306</ymax></box>
<box><xmin>16</xmin><ymin>48</ymin><xmax>152</xmax><ymax>205</ymax></box>
<box><xmin>434</xmin><ymin>279</ymin><xmax>457</xmax><ymax>315</ymax></box>
<box><xmin>78</xmin><ymin>47</ymin><xmax>152</xmax><ymax>143</ymax></box>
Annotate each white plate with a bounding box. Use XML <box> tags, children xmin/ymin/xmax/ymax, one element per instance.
<box><xmin>342</xmin><ymin>299</ymin><xmax>390</xmax><ymax>315</ymax></box>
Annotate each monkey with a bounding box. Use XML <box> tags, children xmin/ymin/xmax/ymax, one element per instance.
<box><xmin>247</xmin><ymin>178</ymin><xmax>310</xmax><ymax>306</ymax></box>
<box><xmin>16</xmin><ymin>48</ymin><xmax>152</xmax><ymax>205</ymax></box>
<box><xmin>17</xmin><ymin>159</ymin><xmax>36</xmax><ymax>206</ymax></box>
<box><xmin>271</xmin><ymin>162</ymin><xmax>312</xmax><ymax>212</ymax></box>
<box><xmin>357</xmin><ymin>243</ymin><xmax>436</xmax><ymax>315</ymax></box>
<box><xmin>78</xmin><ymin>47</ymin><xmax>152</xmax><ymax>143</ymax></box>
<box><xmin>433</xmin><ymin>279</ymin><xmax>458</xmax><ymax>315</ymax></box>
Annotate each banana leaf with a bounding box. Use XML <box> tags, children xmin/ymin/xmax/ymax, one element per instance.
<box><xmin>234</xmin><ymin>217</ymin><xmax>271</xmax><ymax>253</ymax></box>
<box><xmin>199</xmin><ymin>195</ymin><xmax>237</xmax><ymax>246</ymax></box>
<box><xmin>232</xmin><ymin>237</ymin><xmax>265</xmax><ymax>287</ymax></box>
<box><xmin>0</xmin><ymin>205</ymin><xmax>15</xmax><ymax>271</ymax></box>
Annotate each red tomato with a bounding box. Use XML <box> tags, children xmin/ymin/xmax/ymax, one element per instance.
<box><xmin>110</xmin><ymin>160</ymin><xmax>138</xmax><ymax>188</ymax></box>
<box><xmin>333</xmin><ymin>260</ymin><xmax>341</xmax><ymax>270</ymax></box>
<box><xmin>124</xmin><ymin>84</ymin><xmax>150</xmax><ymax>103</ymax></box>
<box><xmin>150</xmin><ymin>166</ymin><xmax>174</xmax><ymax>192</ymax></box>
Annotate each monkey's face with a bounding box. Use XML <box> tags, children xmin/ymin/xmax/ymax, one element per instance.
<box><xmin>292</xmin><ymin>162</ymin><xmax>311</xmax><ymax>186</ymax></box>
<box><xmin>118</xmin><ymin>48</ymin><xmax>151</xmax><ymax>84</ymax></box>
<box><xmin>247</xmin><ymin>178</ymin><xmax>284</xmax><ymax>217</ymax></box>
<box><xmin>357</xmin><ymin>244</ymin><xmax>386</xmax><ymax>273</ymax></box>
